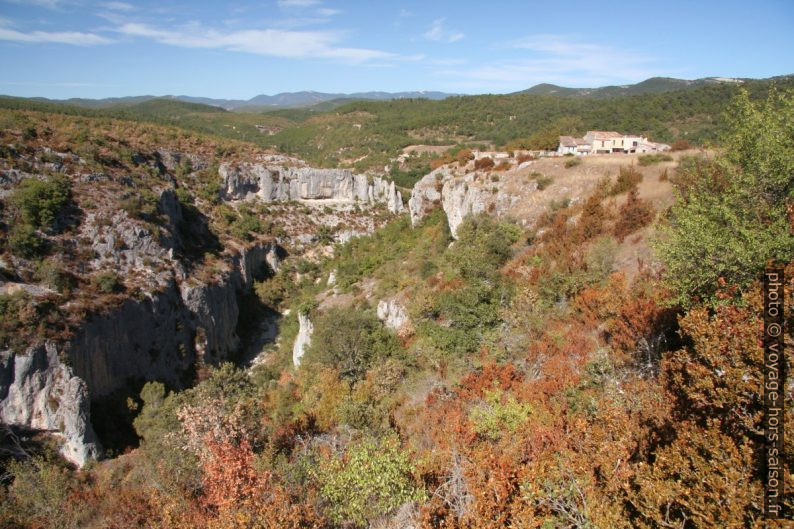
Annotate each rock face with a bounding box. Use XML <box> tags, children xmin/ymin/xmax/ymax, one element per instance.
<box><xmin>0</xmin><ymin>241</ymin><xmax>283</xmax><ymax>465</ymax></box>
<box><xmin>376</xmin><ymin>298</ymin><xmax>411</xmax><ymax>336</ymax></box>
<box><xmin>408</xmin><ymin>169</ymin><xmax>445</xmax><ymax>228</ymax></box>
<box><xmin>0</xmin><ymin>343</ymin><xmax>101</xmax><ymax>466</ymax></box>
<box><xmin>409</xmin><ymin>168</ymin><xmax>529</xmax><ymax>238</ymax></box>
<box><xmin>292</xmin><ymin>312</ymin><xmax>313</xmax><ymax>367</ymax></box>
<box><xmin>219</xmin><ymin>162</ymin><xmax>404</xmax><ymax>214</ymax></box>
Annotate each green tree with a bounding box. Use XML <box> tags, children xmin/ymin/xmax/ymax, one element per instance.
<box><xmin>304</xmin><ymin>307</ymin><xmax>399</xmax><ymax>382</ymax></box>
<box><xmin>654</xmin><ymin>88</ymin><xmax>794</xmax><ymax>307</ymax></box>
<box><xmin>10</xmin><ymin>174</ymin><xmax>71</xmax><ymax>230</ymax></box>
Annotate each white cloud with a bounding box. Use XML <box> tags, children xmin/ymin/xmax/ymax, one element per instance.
<box><xmin>0</xmin><ymin>27</ymin><xmax>111</xmax><ymax>45</ymax></box>
<box><xmin>116</xmin><ymin>22</ymin><xmax>393</xmax><ymax>63</ymax></box>
<box><xmin>441</xmin><ymin>34</ymin><xmax>664</xmax><ymax>90</ymax></box>
<box><xmin>317</xmin><ymin>8</ymin><xmax>340</xmax><ymax>16</ymax></box>
<box><xmin>277</xmin><ymin>0</ymin><xmax>321</xmax><ymax>7</ymax></box>
<box><xmin>101</xmin><ymin>1</ymin><xmax>135</xmax><ymax>11</ymax></box>
<box><xmin>423</xmin><ymin>18</ymin><xmax>463</xmax><ymax>43</ymax></box>
<box><xmin>4</xmin><ymin>0</ymin><xmax>63</xmax><ymax>9</ymax></box>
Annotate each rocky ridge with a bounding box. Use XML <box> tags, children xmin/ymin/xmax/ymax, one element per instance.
<box><xmin>219</xmin><ymin>158</ymin><xmax>404</xmax><ymax>214</ymax></box>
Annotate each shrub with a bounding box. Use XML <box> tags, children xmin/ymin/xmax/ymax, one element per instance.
<box><xmin>1</xmin><ymin>457</ymin><xmax>83</xmax><ymax>529</ymax></box>
<box><xmin>34</xmin><ymin>259</ymin><xmax>74</xmax><ymax>293</ymax></box>
<box><xmin>614</xmin><ymin>188</ymin><xmax>654</xmax><ymax>241</ymax></box>
<box><xmin>671</xmin><ymin>139</ymin><xmax>691</xmax><ymax>151</ymax></box>
<box><xmin>638</xmin><ymin>153</ymin><xmax>673</xmax><ymax>166</ymax></box>
<box><xmin>312</xmin><ymin>434</ymin><xmax>425</xmax><ymax>526</ymax></box>
<box><xmin>469</xmin><ymin>386</ymin><xmax>532</xmax><ymax>440</ymax></box>
<box><xmin>456</xmin><ymin>148</ymin><xmax>473</xmax><ymax>166</ymax></box>
<box><xmin>494</xmin><ymin>161</ymin><xmax>510</xmax><ymax>172</ymax></box>
<box><xmin>564</xmin><ymin>157</ymin><xmax>582</xmax><ymax>168</ymax></box>
<box><xmin>91</xmin><ymin>270</ymin><xmax>123</xmax><ymax>293</ymax></box>
<box><xmin>474</xmin><ymin>157</ymin><xmax>494</xmax><ymax>171</ymax></box>
<box><xmin>535</xmin><ymin>175</ymin><xmax>553</xmax><ymax>190</ymax></box>
<box><xmin>609</xmin><ymin>165</ymin><xmax>643</xmax><ymax>195</ymax></box>
<box><xmin>120</xmin><ymin>189</ymin><xmax>159</xmax><ymax>221</ymax></box>
<box><xmin>305</xmin><ymin>307</ymin><xmax>399</xmax><ymax>381</ymax></box>
<box><xmin>10</xmin><ymin>174</ymin><xmax>71</xmax><ymax>230</ymax></box>
<box><xmin>8</xmin><ymin>223</ymin><xmax>47</xmax><ymax>258</ymax></box>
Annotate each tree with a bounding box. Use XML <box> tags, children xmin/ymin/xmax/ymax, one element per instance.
<box><xmin>10</xmin><ymin>174</ymin><xmax>71</xmax><ymax>230</ymax></box>
<box><xmin>304</xmin><ymin>307</ymin><xmax>399</xmax><ymax>382</ymax></box>
<box><xmin>654</xmin><ymin>88</ymin><xmax>794</xmax><ymax>307</ymax></box>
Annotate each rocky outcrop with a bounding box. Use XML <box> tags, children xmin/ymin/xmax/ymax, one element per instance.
<box><xmin>0</xmin><ymin>343</ymin><xmax>101</xmax><ymax>466</ymax></box>
<box><xmin>292</xmin><ymin>312</ymin><xmax>313</xmax><ymax>367</ymax></box>
<box><xmin>409</xmin><ymin>168</ymin><xmax>529</xmax><ymax>238</ymax></box>
<box><xmin>219</xmin><ymin>162</ymin><xmax>404</xmax><ymax>214</ymax></box>
<box><xmin>408</xmin><ymin>169</ymin><xmax>446</xmax><ymax>227</ymax></box>
<box><xmin>377</xmin><ymin>298</ymin><xmax>411</xmax><ymax>336</ymax></box>
<box><xmin>1</xmin><ymin>241</ymin><xmax>284</xmax><ymax>465</ymax></box>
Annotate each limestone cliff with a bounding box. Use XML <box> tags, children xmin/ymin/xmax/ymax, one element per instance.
<box><xmin>219</xmin><ymin>161</ymin><xmax>404</xmax><ymax>214</ymax></box>
<box><xmin>0</xmin><ymin>343</ymin><xmax>101</xmax><ymax>466</ymax></box>
<box><xmin>409</xmin><ymin>167</ymin><xmax>531</xmax><ymax>238</ymax></box>
<box><xmin>291</xmin><ymin>312</ymin><xmax>313</xmax><ymax>367</ymax></box>
<box><xmin>0</xmin><ymin>241</ymin><xmax>283</xmax><ymax>465</ymax></box>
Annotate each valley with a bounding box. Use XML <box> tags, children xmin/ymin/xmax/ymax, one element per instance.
<box><xmin>0</xmin><ymin>80</ymin><xmax>791</xmax><ymax>529</ymax></box>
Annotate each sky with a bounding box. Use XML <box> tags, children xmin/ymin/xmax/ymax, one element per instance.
<box><xmin>0</xmin><ymin>0</ymin><xmax>792</xmax><ymax>99</ymax></box>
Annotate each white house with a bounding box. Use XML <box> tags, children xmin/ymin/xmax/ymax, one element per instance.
<box><xmin>559</xmin><ymin>131</ymin><xmax>669</xmax><ymax>155</ymax></box>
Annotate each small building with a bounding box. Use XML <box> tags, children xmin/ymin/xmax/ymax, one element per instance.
<box><xmin>557</xmin><ymin>136</ymin><xmax>579</xmax><ymax>155</ymax></box>
<box><xmin>558</xmin><ymin>136</ymin><xmax>594</xmax><ymax>156</ymax></box>
<box><xmin>558</xmin><ymin>131</ymin><xmax>667</xmax><ymax>155</ymax></box>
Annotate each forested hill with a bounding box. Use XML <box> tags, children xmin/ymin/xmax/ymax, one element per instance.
<box><xmin>2</xmin><ymin>75</ymin><xmax>791</xmax><ymax>172</ymax></box>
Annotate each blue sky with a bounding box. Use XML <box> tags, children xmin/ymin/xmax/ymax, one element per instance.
<box><xmin>0</xmin><ymin>0</ymin><xmax>792</xmax><ymax>99</ymax></box>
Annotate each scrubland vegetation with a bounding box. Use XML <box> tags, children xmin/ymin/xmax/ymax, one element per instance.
<box><xmin>0</xmin><ymin>88</ymin><xmax>792</xmax><ymax>529</ymax></box>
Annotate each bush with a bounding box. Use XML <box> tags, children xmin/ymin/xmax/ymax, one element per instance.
<box><xmin>34</xmin><ymin>259</ymin><xmax>74</xmax><ymax>293</ymax></box>
<box><xmin>456</xmin><ymin>148</ymin><xmax>473</xmax><ymax>166</ymax></box>
<box><xmin>1</xmin><ymin>457</ymin><xmax>83</xmax><ymax>529</ymax></box>
<box><xmin>610</xmin><ymin>165</ymin><xmax>643</xmax><ymax>195</ymax></box>
<box><xmin>535</xmin><ymin>175</ymin><xmax>553</xmax><ymax>190</ymax></box>
<box><xmin>120</xmin><ymin>189</ymin><xmax>159</xmax><ymax>221</ymax></box>
<box><xmin>638</xmin><ymin>153</ymin><xmax>673</xmax><ymax>166</ymax></box>
<box><xmin>469</xmin><ymin>386</ymin><xmax>532</xmax><ymax>440</ymax></box>
<box><xmin>312</xmin><ymin>434</ymin><xmax>425</xmax><ymax>526</ymax></box>
<box><xmin>671</xmin><ymin>139</ymin><xmax>691</xmax><ymax>151</ymax></box>
<box><xmin>8</xmin><ymin>223</ymin><xmax>47</xmax><ymax>258</ymax></box>
<box><xmin>447</xmin><ymin>215</ymin><xmax>521</xmax><ymax>280</ymax></box>
<box><xmin>305</xmin><ymin>307</ymin><xmax>400</xmax><ymax>381</ymax></box>
<box><xmin>474</xmin><ymin>157</ymin><xmax>495</xmax><ymax>171</ymax></box>
<box><xmin>10</xmin><ymin>174</ymin><xmax>71</xmax><ymax>230</ymax></box>
<box><xmin>91</xmin><ymin>270</ymin><xmax>123</xmax><ymax>293</ymax></box>
<box><xmin>614</xmin><ymin>188</ymin><xmax>654</xmax><ymax>241</ymax></box>
<box><xmin>564</xmin><ymin>157</ymin><xmax>582</xmax><ymax>168</ymax></box>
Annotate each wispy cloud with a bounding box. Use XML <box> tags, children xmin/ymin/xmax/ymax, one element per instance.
<box><xmin>423</xmin><ymin>18</ymin><xmax>463</xmax><ymax>43</ymax></box>
<box><xmin>116</xmin><ymin>22</ymin><xmax>393</xmax><ymax>63</ymax></box>
<box><xmin>4</xmin><ymin>0</ymin><xmax>63</xmax><ymax>9</ymax></box>
<box><xmin>0</xmin><ymin>26</ymin><xmax>112</xmax><ymax>45</ymax></box>
<box><xmin>277</xmin><ymin>0</ymin><xmax>321</xmax><ymax>7</ymax></box>
<box><xmin>101</xmin><ymin>1</ymin><xmax>135</xmax><ymax>11</ymax></box>
<box><xmin>441</xmin><ymin>34</ymin><xmax>664</xmax><ymax>90</ymax></box>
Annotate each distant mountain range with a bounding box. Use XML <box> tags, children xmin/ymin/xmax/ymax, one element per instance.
<box><xmin>20</xmin><ymin>75</ymin><xmax>792</xmax><ymax>111</ymax></box>
<box><xmin>31</xmin><ymin>90</ymin><xmax>458</xmax><ymax>111</ymax></box>
<box><xmin>517</xmin><ymin>75</ymin><xmax>792</xmax><ymax>98</ymax></box>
